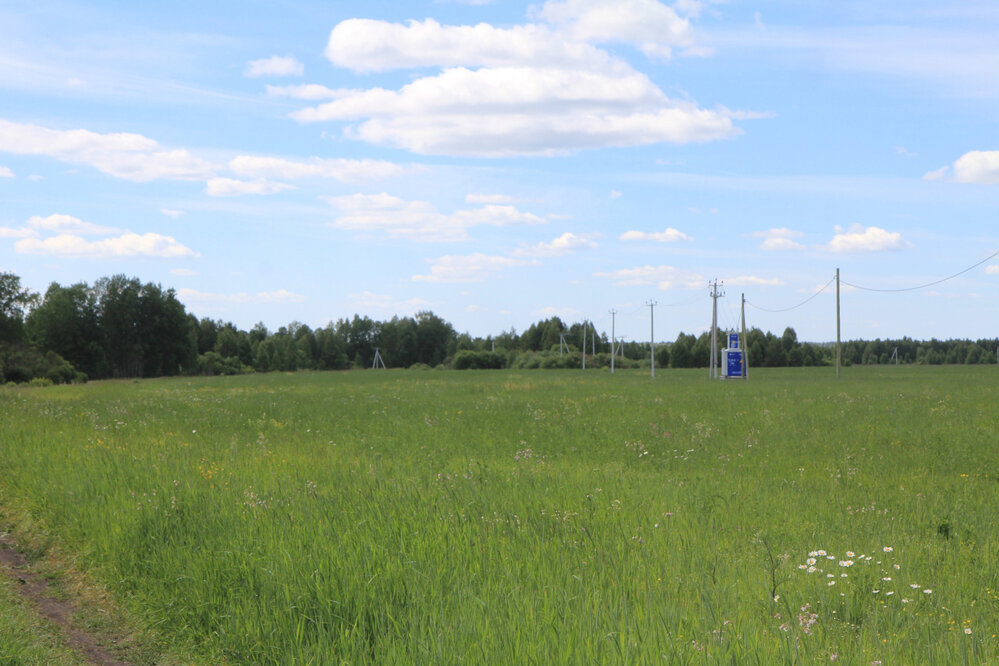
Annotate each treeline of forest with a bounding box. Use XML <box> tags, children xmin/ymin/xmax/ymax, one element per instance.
<box><xmin>1</xmin><ymin>271</ymin><xmax>997</xmax><ymax>384</ymax></box>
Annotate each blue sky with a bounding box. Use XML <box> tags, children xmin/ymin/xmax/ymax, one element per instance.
<box><xmin>2</xmin><ymin>0</ymin><xmax>998</xmax><ymax>343</ymax></box>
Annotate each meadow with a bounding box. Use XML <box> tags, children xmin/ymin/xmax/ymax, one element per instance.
<box><xmin>1</xmin><ymin>366</ymin><xmax>997</xmax><ymax>664</ymax></box>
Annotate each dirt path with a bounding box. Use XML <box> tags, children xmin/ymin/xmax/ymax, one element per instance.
<box><xmin>0</xmin><ymin>532</ymin><xmax>132</xmax><ymax>666</ymax></box>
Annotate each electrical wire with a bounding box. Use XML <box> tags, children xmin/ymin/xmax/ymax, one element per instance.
<box><xmin>841</xmin><ymin>249</ymin><xmax>999</xmax><ymax>293</ymax></box>
<box><xmin>746</xmin><ymin>275</ymin><xmax>836</xmax><ymax>313</ymax></box>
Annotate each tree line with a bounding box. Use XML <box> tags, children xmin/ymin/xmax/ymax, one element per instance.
<box><xmin>1</xmin><ymin>271</ymin><xmax>996</xmax><ymax>384</ymax></box>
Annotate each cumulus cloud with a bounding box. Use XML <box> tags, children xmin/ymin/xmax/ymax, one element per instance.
<box><xmin>1</xmin><ymin>213</ymin><xmax>118</xmax><ymax>239</ymax></box>
<box><xmin>0</xmin><ymin>166</ymin><xmax>13</xmax><ymax>178</ymax></box>
<box><xmin>514</xmin><ymin>232</ymin><xmax>598</xmax><ymax>257</ymax></box>
<box><xmin>751</xmin><ymin>227</ymin><xmax>805</xmax><ymax>251</ymax></box>
<box><xmin>293</xmin><ymin>66</ymin><xmax>738</xmax><ymax>156</ymax></box>
<box><xmin>620</xmin><ymin>228</ymin><xmax>692</xmax><ymax>242</ymax></box>
<box><xmin>412</xmin><ymin>253</ymin><xmax>535</xmax><ymax>283</ymax></box>
<box><xmin>28</xmin><ymin>213</ymin><xmax>118</xmax><ymax>235</ymax></box>
<box><xmin>177</xmin><ymin>288</ymin><xmax>305</xmax><ymax>304</ymax></box>
<box><xmin>228</xmin><ymin>155</ymin><xmax>408</xmax><ymax>182</ymax></box>
<box><xmin>325</xmin><ymin>193</ymin><xmax>545</xmax><ymax>242</ymax></box>
<box><xmin>986</xmin><ymin>265</ymin><xmax>999</xmax><ymax>275</ymax></box>
<box><xmin>0</xmin><ymin>225</ymin><xmax>36</xmax><ymax>238</ymax></box>
<box><xmin>204</xmin><ymin>177</ymin><xmax>295</xmax><ymax>197</ymax></box>
<box><xmin>245</xmin><ymin>55</ymin><xmax>304</xmax><ymax>78</ymax></box>
<box><xmin>827</xmin><ymin>225</ymin><xmax>912</xmax><ymax>253</ymax></box>
<box><xmin>949</xmin><ymin>150</ymin><xmax>999</xmax><ymax>184</ymax></box>
<box><xmin>0</xmin><ymin>119</ymin><xmax>216</xmax><ymax>182</ymax></box>
<box><xmin>16</xmin><ymin>232</ymin><xmax>197</xmax><ymax>258</ymax></box>
<box><xmin>296</xmin><ymin>7</ymin><xmax>748</xmax><ymax>157</ymax></box>
<box><xmin>324</xmin><ymin>19</ymin><xmax>617</xmax><ymax>72</ymax></box>
<box><xmin>594</xmin><ymin>264</ymin><xmax>703</xmax><ymax>289</ymax></box>
<box><xmin>535</xmin><ymin>0</ymin><xmax>695</xmax><ymax>59</ymax></box>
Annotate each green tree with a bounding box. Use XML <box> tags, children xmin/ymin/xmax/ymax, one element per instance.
<box><xmin>0</xmin><ymin>272</ymin><xmax>37</xmax><ymax>344</ymax></box>
<box><xmin>26</xmin><ymin>282</ymin><xmax>106</xmax><ymax>378</ymax></box>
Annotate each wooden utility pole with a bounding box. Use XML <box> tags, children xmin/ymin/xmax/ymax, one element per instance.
<box><xmin>836</xmin><ymin>268</ymin><xmax>841</xmax><ymax>379</ymax></box>
<box><xmin>741</xmin><ymin>293</ymin><xmax>749</xmax><ymax>379</ymax></box>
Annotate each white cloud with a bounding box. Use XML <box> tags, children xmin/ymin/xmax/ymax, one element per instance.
<box><xmin>15</xmin><ymin>232</ymin><xmax>197</xmax><ymax>258</ymax></box>
<box><xmin>751</xmin><ymin>227</ymin><xmax>805</xmax><ymax>251</ymax></box>
<box><xmin>170</xmin><ymin>268</ymin><xmax>198</xmax><ymax>276</ymax></box>
<box><xmin>610</xmin><ymin>189</ymin><xmax>622</xmax><ymax>198</ymax></box>
<box><xmin>723</xmin><ymin>275</ymin><xmax>784</xmax><ymax>286</ymax></box>
<box><xmin>178</xmin><ymin>288</ymin><xmax>304</xmax><ymax>304</ymax></box>
<box><xmin>514</xmin><ymin>232</ymin><xmax>598</xmax><ymax>257</ymax></box>
<box><xmin>594</xmin><ymin>264</ymin><xmax>703</xmax><ymax>289</ymax></box>
<box><xmin>303</xmin><ymin>10</ymin><xmax>745</xmax><ymax>157</ymax></box>
<box><xmin>228</xmin><ymin>155</ymin><xmax>408</xmax><ymax>182</ymax></box>
<box><xmin>536</xmin><ymin>0</ymin><xmax>695</xmax><ymax>59</ymax></box>
<box><xmin>325</xmin><ymin>193</ymin><xmax>545</xmax><ymax>242</ymax></box>
<box><xmin>923</xmin><ymin>165</ymin><xmax>949</xmax><ymax>181</ymax></box>
<box><xmin>620</xmin><ymin>228</ymin><xmax>692</xmax><ymax>242</ymax></box>
<box><xmin>28</xmin><ymin>213</ymin><xmax>118</xmax><ymax>235</ymax></box>
<box><xmin>0</xmin><ymin>226</ymin><xmax>36</xmax><ymax>238</ymax></box>
<box><xmin>0</xmin><ymin>166</ymin><xmax>13</xmax><ymax>178</ymax></box>
<box><xmin>324</xmin><ymin>19</ymin><xmax>617</xmax><ymax>72</ymax></box>
<box><xmin>245</xmin><ymin>55</ymin><xmax>304</xmax><ymax>78</ymax></box>
<box><xmin>204</xmin><ymin>177</ymin><xmax>295</xmax><ymax>197</ymax></box>
<box><xmin>951</xmin><ymin>150</ymin><xmax>999</xmax><ymax>184</ymax></box>
<box><xmin>986</xmin><ymin>265</ymin><xmax>999</xmax><ymax>275</ymax></box>
<box><xmin>293</xmin><ymin>66</ymin><xmax>739</xmax><ymax>156</ymax></box>
<box><xmin>0</xmin><ymin>119</ymin><xmax>216</xmax><ymax>182</ymax></box>
<box><xmin>412</xmin><ymin>253</ymin><xmax>534</xmax><ymax>282</ymax></box>
<box><xmin>465</xmin><ymin>193</ymin><xmax>520</xmax><ymax>204</ymax></box>
<box><xmin>266</xmin><ymin>84</ymin><xmax>347</xmax><ymax>100</ymax></box>
<box><xmin>161</xmin><ymin>208</ymin><xmax>184</xmax><ymax>219</ymax></box>
<box><xmin>827</xmin><ymin>224</ymin><xmax>912</xmax><ymax>253</ymax></box>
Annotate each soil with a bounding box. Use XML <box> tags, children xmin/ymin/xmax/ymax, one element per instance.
<box><xmin>0</xmin><ymin>531</ymin><xmax>132</xmax><ymax>666</ymax></box>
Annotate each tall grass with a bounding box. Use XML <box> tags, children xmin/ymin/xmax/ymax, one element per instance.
<box><xmin>1</xmin><ymin>367</ymin><xmax>997</xmax><ymax>663</ymax></box>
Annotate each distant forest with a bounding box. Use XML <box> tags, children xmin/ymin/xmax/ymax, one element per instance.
<box><xmin>2</xmin><ymin>272</ymin><xmax>997</xmax><ymax>384</ymax></box>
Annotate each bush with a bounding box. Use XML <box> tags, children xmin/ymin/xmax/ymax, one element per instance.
<box><xmin>452</xmin><ymin>350</ymin><xmax>506</xmax><ymax>370</ymax></box>
<box><xmin>28</xmin><ymin>377</ymin><xmax>53</xmax><ymax>388</ymax></box>
<box><xmin>197</xmin><ymin>352</ymin><xmax>249</xmax><ymax>376</ymax></box>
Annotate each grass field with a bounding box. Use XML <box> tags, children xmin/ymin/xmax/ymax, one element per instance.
<box><xmin>1</xmin><ymin>366</ymin><xmax>997</xmax><ymax>664</ymax></box>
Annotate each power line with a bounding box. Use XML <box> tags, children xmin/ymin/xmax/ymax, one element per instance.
<box><xmin>747</xmin><ymin>275</ymin><xmax>836</xmax><ymax>313</ymax></box>
<box><xmin>841</xmin><ymin>249</ymin><xmax>999</xmax><ymax>293</ymax></box>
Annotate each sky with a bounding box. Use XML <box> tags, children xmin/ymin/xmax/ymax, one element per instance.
<box><xmin>2</xmin><ymin>0</ymin><xmax>998</xmax><ymax>344</ymax></box>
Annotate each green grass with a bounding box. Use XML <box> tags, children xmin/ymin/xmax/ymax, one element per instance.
<box><xmin>1</xmin><ymin>366</ymin><xmax>998</xmax><ymax>663</ymax></box>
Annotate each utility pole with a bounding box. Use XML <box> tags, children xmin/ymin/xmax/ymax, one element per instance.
<box><xmin>582</xmin><ymin>321</ymin><xmax>586</xmax><ymax>370</ymax></box>
<box><xmin>559</xmin><ymin>332</ymin><xmax>568</xmax><ymax>357</ymax></box>
<box><xmin>609</xmin><ymin>309</ymin><xmax>617</xmax><ymax>374</ymax></box>
<box><xmin>709</xmin><ymin>280</ymin><xmax>724</xmax><ymax>379</ymax></box>
<box><xmin>836</xmin><ymin>268</ymin><xmax>841</xmax><ymax>379</ymax></box>
<box><xmin>371</xmin><ymin>348</ymin><xmax>386</xmax><ymax>369</ymax></box>
<box><xmin>592</xmin><ymin>322</ymin><xmax>596</xmax><ymax>356</ymax></box>
<box><xmin>741</xmin><ymin>292</ymin><xmax>749</xmax><ymax>379</ymax></box>
<box><xmin>647</xmin><ymin>300</ymin><xmax>657</xmax><ymax>378</ymax></box>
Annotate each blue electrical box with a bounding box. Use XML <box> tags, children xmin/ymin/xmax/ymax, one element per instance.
<box><xmin>726</xmin><ymin>349</ymin><xmax>743</xmax><ymax>377</ymax></box>
<box><xmin>728</xmin><ymin>332</ymin><xmax>740</xmax><ymax>349</ymax></box>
